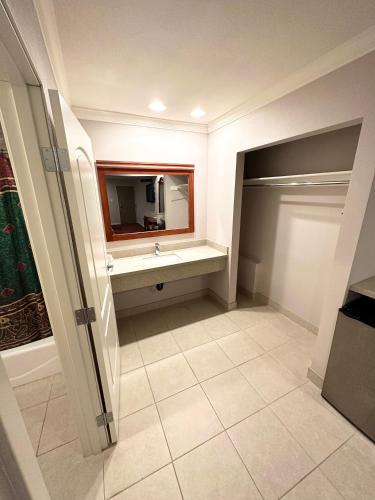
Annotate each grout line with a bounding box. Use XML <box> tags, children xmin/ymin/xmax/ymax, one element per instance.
<box><xmin>141</xmin><ymin>357</ymin><xmax>185</xmax><ymax>500</ymax></box>
<box><xmin>110</xmin><ymin>305</ymin><xmax>343</xmax><ymax>500</ymax></box>
<box><xmin>278</xmin><ymin>434</ymin><xmax>353</xmax><ymax>499</ymax></box>
<box><xmin>18</xmin><ymin>397</ymin><xmax>51</xmax><ymax>412</ymax></box>
<box><xmin>120</xmin><ymin>311</ymin><xmax>315</xmax><ymax>380</ymax></box>
<box><xmin>198</xmin><ymin>373</ymin><xmax>265</xmax><ymax>499</ymax></box>
<box><xmin>119</xmin><ymin>338</ymin><xmax>312</xmax><ymax>423</ymax></box>
<box><xmin>171</xmin><ymin>462</ymin><xmax>184</xmax><ymax>500</ymax></box>
<box><xmin>171</xmin><ymin>429</ymin><xmax>226</xmax><ymax>462</ymax></box>
<box><xmin>111</xmin><ymin>305</ymin><xmax>319</xmax><ymax>497</ymax></box>
<box><xmin>36</xmin><ymin>437</ymin><xmax>78</xmax><ymax>458</ymax></box>
<box><xmin>30</xmin><ymin>401</ymin><xmax>48</xmax><ymax>457</ymax></box>
<box><xmin>106</xmin><ymin>462</ymin><xmax>174</xmax><ymax>500</ymax></box>
<box><xmin>35</xmin><ymin>377</ymin><xmax>54</xmax><ymax>457</ymax></box>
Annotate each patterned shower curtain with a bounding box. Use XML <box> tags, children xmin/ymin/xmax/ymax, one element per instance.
<box><xmin>0</xmin><ymin>153</ymin><xmax>52</xmax><ymax>350</ymax></box>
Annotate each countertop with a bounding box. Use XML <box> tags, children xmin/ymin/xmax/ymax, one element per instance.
<box><xmin>110</xmin><ymin>244</ymin><xmax>227</xmax><ymax>279</ymax></box>
<box><xmin>351</xmin><ymin>276</ymin><xmax>375</xmax><ymax>300</ymax></box>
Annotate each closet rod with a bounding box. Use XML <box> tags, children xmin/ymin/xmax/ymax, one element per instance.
<box><xmin>244</xmin><ymin>180</ymin><xmax>349</xmax><ymax>188</ymax></box>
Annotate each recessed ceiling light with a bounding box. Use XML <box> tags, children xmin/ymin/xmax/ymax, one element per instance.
<box><xmin>191</xmin><ymin>107</ymin><xmax>206</xmax><ymax>118</ymax></box>
<box><xmin>149</xmin><ymin>100</ymin><xmax>166</xmax><ymax>112</ymax></box>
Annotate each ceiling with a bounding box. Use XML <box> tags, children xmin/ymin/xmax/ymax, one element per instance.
<box><xmin>51</xmin><ymin>0</ymin><xmax>375</xmax><ymax>124</ymax></box>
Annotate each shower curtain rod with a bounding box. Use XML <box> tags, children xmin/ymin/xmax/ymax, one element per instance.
<box><xmin>243</xmin><ymin>180</ymin><xmax>349</xmax><ymax>188</ymax></box>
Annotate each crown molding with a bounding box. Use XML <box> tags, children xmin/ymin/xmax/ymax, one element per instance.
<box><xmin>33</xmin><ymin>0</ymin><xmax>71</xmax><ymax>103</ymax></box>
<box><xmin>208</xmin><ymin>26</ymin><xmax>375</xmax><ymax>133</ymax></box>
<box><xmin>73</xmin><ymin>106</ymin><xmax>208</xmax><ymax>134</ymax></box>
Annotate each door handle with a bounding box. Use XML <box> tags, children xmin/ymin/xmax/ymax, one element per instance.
<box><xmin>107</xmin><ymin>263</ymin><xmax>114</xmax><ymax>271</ymax></box>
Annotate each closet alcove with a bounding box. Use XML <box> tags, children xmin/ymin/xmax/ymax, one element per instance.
<box><xmin>238</xmin><ymin>124</ymin><xmax>361</xmax><ymax>332</ymax></box>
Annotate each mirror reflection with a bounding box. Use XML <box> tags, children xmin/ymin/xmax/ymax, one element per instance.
<box><xmin>105</xmin><ymin>174</ymin><xmax>189</xmax><ymax>236</ymax></box>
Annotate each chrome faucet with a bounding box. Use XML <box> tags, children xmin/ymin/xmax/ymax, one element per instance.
<box><xmin>155</xmin><ymin>242</ymin><xmax>161</xmax><ymax>256</ymax></box>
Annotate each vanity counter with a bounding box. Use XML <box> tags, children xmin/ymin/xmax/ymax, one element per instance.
<box><xmin>110</xmin><ymin>241</ymin><xmax>227</xmax><ymax>293</ymax></box>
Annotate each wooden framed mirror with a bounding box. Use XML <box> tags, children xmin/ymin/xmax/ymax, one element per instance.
<box><xmin>97</xmin><ymin>161</ymin><xmax>195</xmax><ymax>241</ymax></box>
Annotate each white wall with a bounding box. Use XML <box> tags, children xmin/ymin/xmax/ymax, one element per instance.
<box><xmin>348</xmin><ymin>175</ymin><xmax>375</xmax><ymax>284</ymax></box>
<box><xmin>80</xmin><ymin>120</ymin><xmax>207</xmax><ymax>247</ymax></box>
<box><xmin>239</xmin><ymin>186</ymin><xmax>348</xmax><ymax>328</ymax></box>
<box><xmin>207</xmin><ymin>51</ymin><xmax>375</xmax><ymax>381</ymax></box>
<box><xmin>106</xmin><ymin>178</ymin><xmax>121</xmax><ymax>224</ymax></box>
<box><xmin>164</xmin><ymin>175</ymin><xmax>189</xmax><ymax>229</ymax></box>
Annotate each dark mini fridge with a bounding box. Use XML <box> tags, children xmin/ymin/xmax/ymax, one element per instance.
<box><xmin>322</xmin><ymin>289</ymin><xmax>375</xmax><ymax>442</ymax></box>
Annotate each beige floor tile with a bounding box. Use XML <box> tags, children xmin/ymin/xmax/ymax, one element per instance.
<box><xmin>112</xmin><ymin>464</ymin><xmax>181</xmax><ymax>500</ymax></box>
<box><xmin>50</xmin><ymin>372</ymin><xmax>67</xmax><ymax>399</ymax></box>
<box><xmin>162</xmin><ymin>304</ymin><xmax>192</xmax><ymax>329</ymax></box>
<box><xmin>120</xmin><ymin>341</ymin><xmax>144</xmax><ymax>374</ymax></box>
<box><xmin>269</xmin><ymin>341</ymin><xmax>311</xmax><ymax>382</ymax></box>
<box><xmin>239</xmin><ymin>354</ymin><xmax>301</xmax><ymax>403</ymax></box>
<box><xmin>138</xmin><ymin>331</ymin><xmax>180</xmax><ymax>365</ymax></box>
<box><xmin>14</xmin><ymin>377</ymin><xmax>52</xmax><ymax>410</ymax></box>
<box><xmin>226</xmin><ymin>304</ymin><xmax>277</xmax><ymax>330</ymax></box>
<box><xmin>38</xmin><ymin>439</ymin><xmax>104</xmax><ymax>500</ymax></box>
<box><xmin>22</xmin><ymin>403</ymin><xmax>47</xmax><ymax>453</ymax></box>
<box><xmin>157</xmin><ymin>385</ymin><xmax>223</xmax><ymax>459</ymax></box>
<box><xmin>119</xmin><ymin>368</ymin><xmax>154</xmax><ymax>418</ymax></box>
<box><xmin>171</xmin><ymin>321</ymin><xmax>213</xmax><ymax>351</ymax></box>
<box><xmin>184</xmin><ymin>341</ymin><xmax>233</xmax><ymax>382</ymax></box>
<box><xmin>185</xmin><ymin>297</ymin><xmax>222</xmax><ymax>321</ymax></box>
<box><xmin>104</xmin><ymin>405</ymin><xmax>171</xmax><ymax>498</ymax></box>
<box><xmin>268</xmin><ymin>315</ymin><xmax>314</xmax><ymax>343</ymax></box>
<box><xmin>217</xmin><ymin>330</ymin><xmax>265</xmax><ymax>365</ymax></box>
<box><xmin>272</xmin><ymin>386</ymin><xmax>354</xmax><ymax>463</ymax></box>
<box><xmin>299</xmin><ymin>382</ymin><xmax>356</xmax><ymax>429</ymax></box>
<box><xmin>38</xmin><ymin>394</ymin><xmax>78</xmax><ymax>455</ymax></box>
<box><xmin>174</xmin><ymin>433</ymin><xmax>261</xmax><ymax>500</ymax></box>
<box><xmin>295</xmin><ymin>331</ymin><xmax>317</xmax><ymax>356</ymax></box>
<box><xmin>245</xmin><ymin>321</ymin><xmax>292</xmax><ymax>351</ymax></box>
<box><xmin>117</xmin><ymin>318</ymin><xmax>136</xmax><ymax>345</ymax></box>
<box><xmin>228</xmin><ymin>408</ymin><xmax>314</xmax><ymax>499</ymax></box>
<box><xmin>146</xmin><ymin>353</ymin><xmax>197</xmax><ymax>402</ymax></box>
<box><xmin>202</xmin><ymin>314</ymin><xmax>239</xmax><ymax>339</ymax></box>
<box><xmin>131</xmin><ymin>311</ymin><xmax>169</xmax><ymax>339</ymax></box>
<box><xmin>283</xmin><ymin>469</ymin><xmax>343</xmax><ymax>500</ymax></box>
<box><xmin>202</xmin><ymin>368</ymin><xmax>265</xmax><ymax>428</ymax></box>
<box><xmin>320</xmin><ymin>433</ymin><xmax>375</xmax><ymax>499</ymax></box>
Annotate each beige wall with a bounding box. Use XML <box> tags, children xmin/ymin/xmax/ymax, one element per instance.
<box><xmin>207</xmin><ymin>51</ymin><xmax>375</xmax><ymax>381</ymax></box>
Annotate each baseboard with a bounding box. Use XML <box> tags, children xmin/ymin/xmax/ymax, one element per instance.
<box><xmin>253</xmin><ymin>292</ymin><xmax>318</xmax><ymax>335</ymax></box>
<box><xmin>115</xmin><ymin>288</ymin><xmax>210</xmax><ymax>318</ymax></box>
<box><xmin>307</xmin><ymin>367</ymin><xmax>324</xmax><ymax>389</ymax></box>
<box><xmin>237</xmin><ymin>286</ymin><xmax>257</xmax><ymax>301</ymax></box>
<box><xmin>208</xmin><ymin>289</ymin><xmax>237</xmax><ymax>311</ymax></box>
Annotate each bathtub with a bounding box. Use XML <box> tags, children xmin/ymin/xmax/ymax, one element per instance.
<box><xmin>1</xmin><ymin>336</ymin><xmax>61</xmax><ymax>387</ymax></box>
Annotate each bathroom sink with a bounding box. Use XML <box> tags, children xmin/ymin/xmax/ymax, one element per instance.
<box><xmin>142</xmin><ymin>253</ymin><xmax>182</xmax><ymax>267</ymax></box>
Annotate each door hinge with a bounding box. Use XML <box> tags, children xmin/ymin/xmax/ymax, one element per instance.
<box><xmin>74</xmin><ymin>306</ymin><xmax>96</xmax><ymax>325</ymax></box>
<box><xmin>41</xmin><ymin>146</ymin><xmax>70</xmax><ymax>172</ymax></box>
<box><xmin>96</xmin><ymin>411</ymin><xmax>113</xmax><ymax>427</ymax></box>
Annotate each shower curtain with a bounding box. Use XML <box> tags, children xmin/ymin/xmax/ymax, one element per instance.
<box><xmin>0</xmin><ymin>152</ymin><xmax>52</xmax><ymax>350</ymax></box>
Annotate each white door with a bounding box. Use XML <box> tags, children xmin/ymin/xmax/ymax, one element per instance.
<box><xmin>49</xmin><ymin>90</ymin><xmax>120</xmax><ymax>442</ymax></box>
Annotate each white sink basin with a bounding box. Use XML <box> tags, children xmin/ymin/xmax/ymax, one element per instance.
<box><xmin>142</xmin><ymin>253</ymin><xmax>182</xmax><ymax>267</ymax></box>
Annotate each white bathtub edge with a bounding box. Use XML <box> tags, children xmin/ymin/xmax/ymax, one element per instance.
<box><xmin>1</xmin><ymin>337</ymin><xmax>61</xmax><ymax>387</ymax></box>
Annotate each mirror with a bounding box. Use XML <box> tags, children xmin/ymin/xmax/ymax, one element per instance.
<box><xmin>97</xmin><ymin>162</ymin><xmax>194</xmax><ymax>241</ymax></box>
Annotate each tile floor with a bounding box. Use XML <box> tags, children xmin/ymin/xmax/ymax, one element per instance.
<box><xmin>17</xmin><ymin>295</ymin><xmax>375</xmax><ymax>499</ymax></box>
